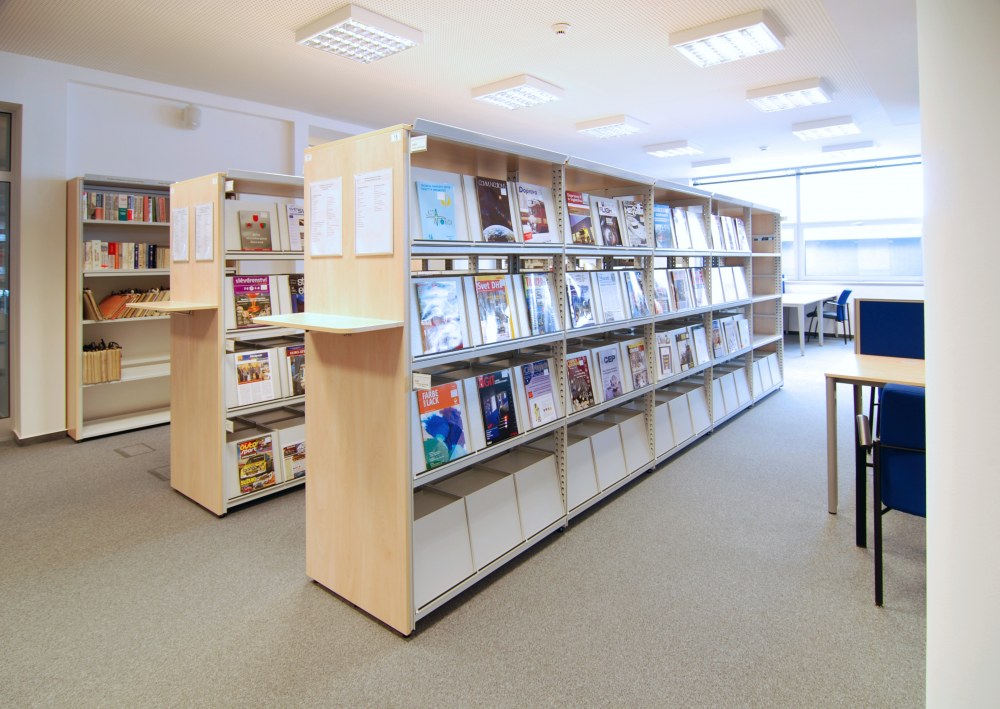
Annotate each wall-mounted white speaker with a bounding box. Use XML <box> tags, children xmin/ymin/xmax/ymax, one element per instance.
<box><xmin>182</xmin><ymin>104</ymin><xmax>202</xmax><ymax>129</ymax></box>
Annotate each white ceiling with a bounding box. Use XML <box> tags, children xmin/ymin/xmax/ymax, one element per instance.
<box><xmin>0</xmin><ymin>0</ymin><xmax>920</xmax><ymax>180</ymax></box>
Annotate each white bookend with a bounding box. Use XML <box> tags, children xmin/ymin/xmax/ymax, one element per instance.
<box><xmin>479</xmin><ymin>447</ymin><xmax>562</xmax><ymax>539</ymax></box>
<box><xmin>596</xmin><ymin>407</ymin><xmax>653</xmax><ymax>474</ymax></box>
<box><xmin>223</xmin><ymin>199</ymin><xmax>281</xmax><ymax>252</ymax></box>
<box><xmin>412</xmin><ymin>488</ymin><xmax>475</xmax><ymax>610</ymax></box>
<box><xmin>712</xmin><ymin>377</ymin><xmax>727</xmax><ymax>421</ymax></box>
<box><xmin>659</xmin><ymin>389</ymin><xmax>693</xmax><ymax>444</ymax></box>
<box><xmin>411</xmin><ymin>167</ymin><xmax>473</xmax><ymax>242</ymax></box>
<box><xmin>569</xmin><ymin>419</ymin><xmax>628</xmax><ymax>490</ymax></box>
<box><xmin>654</xmin><ymin>394</ymin><xmax>677</xmax><ymax>457</ymax></box>
<box><xmin>432</xmin><ymin>467</ymin><xmax>523</xmax><ymax>570</ymax></box>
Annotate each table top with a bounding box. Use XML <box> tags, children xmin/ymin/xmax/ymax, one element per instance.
<box><xmin>781</xmin><ymin>292</ymin><xmax>839</xmax><ymax>307</ymax></box>
<box><xmin>825</xmin><ymin>354</ymin><xmax>925</xmax><ymax>387</ymax></box>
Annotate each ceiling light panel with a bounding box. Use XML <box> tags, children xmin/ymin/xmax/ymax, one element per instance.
<box><xmin>691</xmin><ymin>157</ymin><xmax>732</xmax><ymax>168</ymax></box>
<box><xmin>296</xmin><ymin>4</ymin><xmax>423</xmax><ymax>64</ymax></box>
<box><xmin>792</xmin><ymin>116</ymin><xmax>860</xmax><ymax>140</ymax></box>
<box><xmin>822</xmin><ymin>140</ymin><xmax>876</xmax><ymax>154</ymax></box>
<box><xmin>747</xmin><ymin>78</ymin><xmax>832</xmax><ymax>112</ymax></box>
<box><xmin>576</xmin><ymin>115</ymin><xmax>648</xmax><ymax>138</ymax></box>
<box><xmin>472</xmin><ymin>75</ymin><xmax>564</xmax><ymax>110</ymax></box>
<box><xmin>670</xmin><ymin>10</ymin><xmax>784</xmax><ymax>68</ymax></box>
<box><xmin>645</xmin><ymin>140</ymin><xmax>704</xmax><ymax>158</ymax></box>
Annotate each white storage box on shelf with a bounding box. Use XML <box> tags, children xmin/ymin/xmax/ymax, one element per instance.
<box><xmin>656</xmin><ymin>388</ymin><xmax>694</xmax><ymax>446</ymax></box>
<box><xmin>478</xmin><ymin>447</ymin><xmax>562</xmax><ymax>540</ymax></box>
<box><xmin>717</xmin><ymin>371</ymin><xmax>739</xmax><ymax>417</ymax></box>
<box><xmin>432</xmin><ymin>467</ymin><xmax>523</xmax><ymax>570</ymax></box>
<box><xmin>525</xmin><ymin>433</ymin><xmax>599</xmax><ymax>512</ymax></box>
<box><xmin>413</xmin><ymin>488</ymin><xmax>475</xmax><ymax>610</ymax></box>
<box><xmin>673</xmin><ymin>380</ymin><xmax>711</xmax><ymax>434</ymax></box>
<box><xmin>653</xmin><ymin>393</ymin><xmax>678</xmax><ymax>457</ymax></box>
<box><xmin>753</xmin><ymin>356</ymin><xmax>774</xmax><ymax>393</ymax></box>
<box><xmin>712</xmin><ymin>376</ymin><xmax>729</xmax><ymax>422</ymax></box>
<box><xmin>767</xmin><ymin>353</ymin><xmax>782</xmax><ymax>387</ymax></box>
<box><xmin>593</xmin><ymin>406</ymin><xmax>654</xmax><ymax>475</ymax></box>
<box><xmin>568</xmin><ymin>419</ymin><xmax>629</xmax><ymax>490</ymax></box>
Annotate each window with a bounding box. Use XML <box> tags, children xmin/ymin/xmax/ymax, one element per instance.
<box><xmin>696</xmin><ymin>158</ymin><xmax>923</xmax><ymax>283</ymax></box>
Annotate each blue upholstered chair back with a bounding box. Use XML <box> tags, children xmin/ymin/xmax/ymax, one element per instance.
<box><xmin>878</xmin><ymin>383</ymin><xmax>926</xmax><ymax>517</ymax></box>
<box><xmin>834</xmin><ymin>289</ymin><xmax>852</xmax><ymax>322</ymax></box>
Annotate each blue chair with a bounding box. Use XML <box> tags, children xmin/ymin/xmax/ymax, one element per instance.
<box><xmin>807</xmin><ymin>289</ymin><xmax>852</xmax><ymax>343</ymax></box>
<box><xmin>856</xmin><ymin>383</ymin><xmax>926</xmax><ymax>606</ymax></box>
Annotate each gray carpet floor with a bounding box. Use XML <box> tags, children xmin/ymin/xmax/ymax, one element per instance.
<box><xmin>0</xmin><ymin>335</ymin><xmax>925</xmax><ymax>708</ymax></box>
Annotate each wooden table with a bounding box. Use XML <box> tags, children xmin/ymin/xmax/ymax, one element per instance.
<box><xmin>782</xmin><ymin>292</ymin><xmax>839</xmax><ymax>356</ymax></box>
<box><xmin>825</xmin><ymin>355</ymin><xmax>925</xmax><ymax>545</ymax></box>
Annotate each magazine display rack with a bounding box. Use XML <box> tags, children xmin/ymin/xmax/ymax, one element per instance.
<box><xmin>254</xmin><ymin>119</ymin><xmax>782</xmax><ymax>634</ymax></box>
<box><xmin>143</xmin><ymin>171</ymin><xmax>307</xmax><ymax>515</ymax></box>
<box><xmin>66</xmin><ymin>175</ymin><xmax>172</xmax><ymax>440</ymax></box>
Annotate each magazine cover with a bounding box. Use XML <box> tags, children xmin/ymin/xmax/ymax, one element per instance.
<box><xmin>477</xmin><ymin>371</ymin><xmax>520</xmax><ymax>446</ymax></box>
<box><xmin>627</xmin><ymin>341</ymin><xmax>649</xmax><ymax>388</ymax></box>
<box><xmin>233</xmin><ymin>350</ymin><xmax>276</xmax><ymax>406</ymax></box>
<box><xmin>237</xmin><ymin>434</ymin><xmax>277</xmax><ymax>494</ymax></box>
<box><xmin>475</xmin><ymin>177</ymin><xmax>517</xmax><ymax>242</ymax></box>
<box><xmin>565</xmin><ymin>191</ymin><xmax>596</xmax><ymax>245</ymax></box>
<box><xmin>522</xmin><ymin>273</ymin><xmax>559</xmax><ymax>335</ymax></box>
<box><xmin>565</xmin><ymin>272</ymin><xmax>596</xmax><ymax>329</ymax></box>
<box><xmin>593</xmin><ymin>197</ymin><xmax>623</xmax><ymax>247</ymax></box>
<box><xmin>474</xmin><ymin>275</ymin><xmax>516</xmax><ymax>343</ymax></box>
<box><xmin>232</xmin><ymin>275</ymin><xmax>273</xmax><ymax>329</ymax></box>
<box><xmin>669</xmin><ymin>269</ymin><xmax>693</xmax><ymax>311</ymax></box>
<box><xmin>622</xmin><ymin>270</ymin><xmax>650</xmax><ymax>318</ymax></box>
<box><xmin>285</xmin><ymin>205</ymin><xmax>305</xmax><ymax>250</ymax></box>
<box><xmin>656</xmin><ymin>332</ymin><xmax>676</xmax><ymax>378</ymax></box>
<box><xmin>414</xmin><ymin>279</ymin><xmax>468</xmax><ymax>354</ymax></box>
<box><xmin>289</xmin><ymin>273</ymin><xmax>305</xmax><ymax>314</ymax></box>
<box><xmin>652</xmin><ymin>269</ymin><xmax>673</xmax><ymax>315</ymax></box>
<box><xmin>653</xmin><ymin>203</ymin><xmax>674</xmax><ymax>249</ymax></box>
<box><xmin>282</xmin><ymin>439</ymin><xmax>306</xmax><ymax>481</ymax></box>
<box><xmin>595</xmin><ymin>271</ymin><xmax>625</xmax><ymax>323</ymax></box>
<box><xmin>596</xmin><ymin>345</ymin><xmax>625</xmax><ymax>401</ymax></box>
<box><xmin>521</xmin><ymin>360</ymin><xmax>558</xmax><ymax>427</ymax></box>
<box><xmin>566</xmin><ymin>354</ymin><xmax>596</xmax><ymax>412</ymax></box>
<box><xmin>515</xmin><ymin>183</ymin><xmax>554</xmax><ymax>243</ymax></box>
<box><xmin>674</xmin><ymin>329</ymin><xmax>694</xmax><ymax>371</ymax></box>
<box><xmin>238</xmin><ymin>210</ymin><xmax>272</xmax><ymax>251</ymax></box>
<box><xmin>417</xmin><ymin>382</ymin><xmax>468</xmax><ymax>469</ymax></box>
<box><xmin>285</xmin><ymin>344</ymin><xmax>305</xmax><ymax>396</ymax></box>
<box><xmin>619</xmin><ymin>199</ymin><xmax>648</xmax><ymax>247</ymax></box>
<box><xmin>712</xmin><ymin>320</ymin><xmax>727</xmax><ymax>358</ymax></box>
<box><xmin>415</xmin><ymin>181</ymin><xmax>459</xmax><ymax>241</ymax></box>
<box><xmin>689</xmin><ymin>268</ymin><xmax>710</xmax><ymax>308</ymax></box>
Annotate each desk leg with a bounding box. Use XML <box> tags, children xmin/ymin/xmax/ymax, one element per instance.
<box><xmin>854</xmin><ymin>385</ymin><xmax>866</xmax><ymax>548</ymax></box>
<box><xmin>826</xmin><ymin>376</ymin><xmax>838</xmax><ymax>514</ymax></box>
<box><xmin>819</xmin><ymin>305</ymin><xmax>825</xmax><ymax>347</ymax></box>
<box><xmin>798</xmin><ymin>305</ymin><xmax>806</xmax><ymax>356</ymax></box>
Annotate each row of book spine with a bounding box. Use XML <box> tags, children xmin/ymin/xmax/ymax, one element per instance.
<box><xmin>82</xmin><ymin>190</ymin><xmax>169</xmax><ymax>223</ymax></box>
<box><xmin>83</xmin><ymin>240</ymin><xmax>169</xmax><ymax>271</ymax></box>
<box><xmin>83</xmin><ymin>287</ymin><xmax>170</xmax><ymax>321</ymax></box>
<box><xmin>81</xmin><ymin>341</ymin><xmax>122</xmax><ymax>384</ymax></box>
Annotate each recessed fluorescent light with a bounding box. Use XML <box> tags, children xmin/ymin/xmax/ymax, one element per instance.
<box><xmin>645</xmin><ymin>140</ymin><xmax>704</xmax><ymax>158</ymax></box>
<box><xmin>792</xmin><ymin>116</ymin><xmax>860</xmax><ymax>141</ymax></box>
<box><xmin>747</xmin><ymin>78</ymin><xmax>832</xmax><ymax>112</ymax></box>
<box><xmin>822</xmin><ymin>140</ymin><xmax>876</xmax><ymax>155</ymax></box>
<box><xmin>670</xmin><ymin>10</ymin><xmax>784</xmax><ymax>68</ymax></box>
<box><xmin>472</xmin><ymin>74</ymin><xmax>564</xmax><ymax>110</ymax></box>
<box><xmin>296</xmin><ymin>4</ymin><xmax>422</xmax><ymax>63</ymax></box>
<box><xmin>691</xmin><ymin>157</ymin><xmax>732</xmax><ymax>169</ymax></box>
<box><xmin>576</xmin><ymin>115</ymin><xmax>648</xmax><ymax>138</ymax></box>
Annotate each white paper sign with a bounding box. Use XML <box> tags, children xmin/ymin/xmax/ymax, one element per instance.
<box><xmin>309</xmin><ymin>177</ymin><xmax>343</xmax><ymax>257</ymax></box>
<box><xmin>194</xmin><ymin>202</ymin><xmax>214</xmax><ymax>261</ymax></box>
<box><xmin>354</xmin><ymin>168</ymin><xmax>393</xmax><ymax>256</ymax></box>
<box><xmin>171</xmin><ymin>206</ymin><xmax>189</xmax><ymax>262</ymax></box>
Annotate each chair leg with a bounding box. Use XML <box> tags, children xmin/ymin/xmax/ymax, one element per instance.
<box><xmin>874</xmin><ymin>444</ymin><xmax>884</xmax><ymax>607</ymax></box>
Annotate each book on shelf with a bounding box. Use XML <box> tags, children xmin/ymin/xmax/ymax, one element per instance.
<box><xmin>623</xmin><ymin>338</ymin><xmax>649</xmax><ymax>389</ymax></box>
<box><xmin>686</xmin><ymin>209</ymin><xmax>709</xmax><ymax>250</ymax></box>
<box><xmin>95</xmin><ymin>287</ymin><xmax>169</xmax><ymax>320</ymax></box>
<box><xmin>513</xmin><ymin>182</ymin><xmax>556</xmax><ymax>243</ymax></box>
<box><xmin>655</xmin><ymin>332</ymin><xmax>678</xmax><ymax>379</ymax></box>
<box><xmin>223</xmin><ymin>200</ymin><xmax>284</xmax><ymax>251</ymax></box>
<box><xmin>594</xmin><ymin>271</ymin><xmax>626</xmax><ymax>323</ymax></box>
<box><xmin>566</xmin><ymin>351</ymin><xmax>597</xmax><ymax>412</ymax></box>
<box><xmin>689</xmin><ymin>268</ymin><xmax>710</xmax><ymax>308</ymax></box>
<box><xmin>472</xmin><ymin>275</ymin><xmax>517</xmax><ymax>344</ymax></box>
<box><xmin>735</xmin><ymin>218</ymin><xmax>750</xmax><ymax>251</ymax></box>
<box><xmin>591</xmin><ymin>196</ymin><xmax>623</xmax><ymax>247</ymax></box>
<box><xmin>710</xmin><ymin>267</ymin><xmax>725</xmax><ymax>305</ymax></box>
<box><xmin>723</xmin><ymin>317</ymin><xmax>741</xmax><ymax>353</ymax></box>
<box><xmin>520</xmin><ymin>272</ymin><xmax>560</xmax><ymax>336</ymax></box>
<box><xmin>82</xmin><ymin>189</ymin><xmax>169</xmax><ymax>223</ymax></box>
<box><xmin>565</xmin><ymin>191</ymin><xmax>596</xmax><ymax>245</ymax></box>
<box><xmin>83</xmin><ymin>240</ymin><xmax>170</xmax><ymax>271</ymax></box>
<box><xmin>565</xmin><ymin>272</ymin><xmax>597</xmax><ymax>329</ymax></box>
<box><xmin>514</xmin><ymin>358</ymin><xmax>560</xmax><ymax>429</ymax></box>
<box><xmin>81</xmin><ymin>339</ymin><xmax>122</xmax><ymax>384</ymax></box>
<box><xmin>288</xmin><ymin>274</ymin><xmax>305</xmax><ymax>314</ymax></box>
<box><xmin>82</xmin><ymin>289</ymin><xmax>102</xmax><ymax>321</ymax></box>
<box><xmin>622</xmin><ymin>270</ymin><xmax>650</xmax><ymax>319</ymax></box>
<box><xmin>736</xmin><ymin>317</ymin><xmax>751</xmax><ymax>349</ymax></box>
<box><xmin>476</xmin><ymin>370</ymin><xmax>520</xmax><ymax>446</ymax></box>
<box><xmin>413</xmin><ymin>278</ymin><xmax>470</xmax><ymax>355</ymax></box>
<box><xmin>617</xmin><ymin>197</ymin><xmax>648</xmax><ymax>247</ymax></box>
<box><xmin>97</xmin><ymin>291</ymin><xmax>128</xmax><ymax>320</ymax></box>
<box><xmin>410</xmin><ymin>168</ymin><xmax>471</xmax><ymax>241</ymax></box>
<box><xmin>284</xmin><ymin>205</ymin><xmax>305</xmax><ymax>251</ymax></box>
<box><xmin>594</xmin><ymin>344</ymin><xmax>626</xmax><ymax>402</ymax></box>
<box><xmin>668</xmin><ymin>269</ymin><xmax>694</xmax><ymax>311</ymax></box>
<box><xmin>282</xmin><ymin>343</ymin><xmax>305</xmax><ymax>397</ymax></box>
<box><xmin>711</xmin><ymin>320</ymin><xmax>727</xmax><ymax>359</ymax></box>
<box><xmin>720</xmin><ymin>267</ymin><xmax>740</xmax><ymax>303</ymax></box>
<box><xmin>671</xmin><ymin>327</ymin><xmax>695</xmax><ymax>372</ymax></box>
<box><xmin>473</xmin><ymin>176</ymin><xmax>517</xmax><ymax>243</ymax></box>
<box><xmin>672</xmin><ymin>207</ymin><xmax>693</xmax><ymax>249</ymax></box>
<box><xmin>416</xmin><ymin>381</ymin><xmax>470</xmax><ymax>470</ymax></box>
<box><xmin>690</xmin><ymin>324</ymin><xmax>712</xmax><ymax>366</ymax></box>
<box><xmin>235</xmin><ymin>431</ymin><xmax>278</xmax><ymax>496</ymax></box>
<box><xmin>732</xmin><ymin>266</ymin><xmax>750</xmax><ymax>301</ymax></box>
<box><xmin>238</xmin><ymin>209</ymin><xmax>274</xmax><ymax>251</ymax></box>
<box><xmin>709</xmin><ymin>215</ymin><xmax>725</xmax><ymax>252</ymax></box>
<box><xmin>653</xmin><ymin>204</ymin><xmax>674</xmax><ymax>249</ymax></box>
<box><xmin>226</xmin><ymin>275</ymin><xmax>275</xmax><ymax>330</ymax></box>
<box><xmin>651</xmin><ymin>269</ymin><xmax>673</xmax><ymax>315</ymax></box>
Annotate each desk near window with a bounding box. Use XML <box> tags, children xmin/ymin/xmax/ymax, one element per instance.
<box><xmin>781</xmin><ymin>292</ymin><xmax>839</xmax><ymax>356</ymax></box>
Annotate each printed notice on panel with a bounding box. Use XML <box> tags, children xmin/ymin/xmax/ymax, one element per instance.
<box><xmin>309</xmin><ymin>177</ymin><xmax>343</xmax><ymax>257</ymax></box>
<box><xmin>354</xmin><ymin>168</ymin><xmax>393</xmax><ymax>256</ymax></box>
<box><xmin>194</xmin><ymin>202</ymin><xmax>214</xmax><ymax>261</ymax></box>
<box><xmin>171</xmin><ymin>206</ymin><xmax>189</xmax><ymax>262</ymax></box>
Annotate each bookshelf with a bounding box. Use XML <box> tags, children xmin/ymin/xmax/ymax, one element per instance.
<box><xmin>66</xmin><ymin>175</ymin><xmax>172</xmax><ymax>440</ymax></box>
<box><xmin>143</xmin><ymin>170</ymin><xmax>307</xmax><ymax>515</ymax></box>
<box><xmin>266</xmin><ymin>120</ymin><xmax>782</xmax><ymax>634</ymax></box>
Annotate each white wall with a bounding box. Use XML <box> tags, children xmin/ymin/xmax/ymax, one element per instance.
<box><xmin>918</xmin><ymin>0</ymin><xmax>1000</xmax><ymax>705</ymax></box>
<box><xmin>0</xmin><ymin>50</ymin><xmax>369</xmax><ymax>438</ymax></box>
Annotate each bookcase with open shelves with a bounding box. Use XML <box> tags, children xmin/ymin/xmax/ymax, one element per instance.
<box><xmin>249</xmin><ymin>120</ymin><xmax>782</xmax><ymax>634</ymax></box>
<box><xmin>143</xmin><ymin>170</ymin><xmax>307</xmax><ymax>515</ymax></box>
<box><xmin>66</xmin><ymin>175</ymin><xmax>173</xmax><ymax>440</ymax></box>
